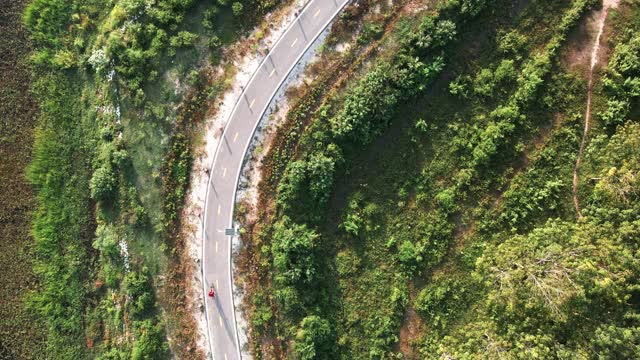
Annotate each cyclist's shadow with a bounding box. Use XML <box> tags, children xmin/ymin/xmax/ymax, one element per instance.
<box><xmin>212</xmin><ymin>291</ymin><xmax>237</xmax><ymax>344</ymax></box>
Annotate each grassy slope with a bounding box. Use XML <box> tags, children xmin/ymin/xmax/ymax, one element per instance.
<box><xmin>323</xmin><ymin>0</ymin><xmax>640</xmax><ymax>358</ymax></box>
<box><xmin>324</xmin><ymin>1</ymin><xmax>583</xmax><ymax>356</ymax></box>
<box><xmin>246</xmin><ymin>0</ymin><xmax>640</xmax><ymax>358</ymax></box>
<box><xmin>0</xmin><ymin>0</ymin><xmax>46</xmax><ymax>356</ymax></box>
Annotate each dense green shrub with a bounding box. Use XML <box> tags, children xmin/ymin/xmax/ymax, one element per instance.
<box><xmin>23</xmin><ymin>0</ymin><xmax>72</xmax><ymax>49</ymax></box>
<box><xmin>231</xmin><ymin>2</ymin><xmax>244</xmax><ymax>16</ymax></box>
<box><xmin>90</xmin><ymin>165</ymin><xmax>117</xmax><ymax>201</ymax></box>
<box><xmin>294</xmin><ymin>315</ymin><xmax>333</xmax><ymax>360</ymax></box>
<box><xmin>601</xmin><ymin>33</ymin><xmax>640</xmax><ymax>129</ymax></box>
<box><xmin>124</xmin><ymin>270</ymin><xmax>155</xmax><ymax>318</ymax></box>
<box><xmin>131</xmin><ymin>319</ymin><xmax>169</xmax><ymax>360</ymax></box>
<box><xmin>276</xmin><ymin>146</ymin><xmax>341</xmax><ymax>222</ymax></box>
<box><xmin>272</xmin><ymin>217</ymin><xmax>319</xmax><ymax>286</ymax></box>
<box><xmin>415</xmin><ymin>278</ymin><xmax>470</xmax><ymax>330</ymax></box>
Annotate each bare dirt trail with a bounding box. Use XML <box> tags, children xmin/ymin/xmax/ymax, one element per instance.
<box><xmin>573</xmin><ymin>0</ymin><xmax>620</xmax><ymax>218</ymax></box>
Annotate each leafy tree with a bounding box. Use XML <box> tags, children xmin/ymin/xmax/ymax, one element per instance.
<box><xmin>131</xmin><ymin>319</ymin><xmax>168</xmax><ymax>360</ymax></box>
<box><xmin>274</xmin><ymin>287</ymin><xmax>302</xmax><ymax>317</ymax></box>
<box><xmin>330</xmin><ymin>62</ymin><xmax>400</xmax><ymax>144</ymax></box>
<box><xmin>397</xmin><ymin>240</ymin><xmax>421</xmax><ymax>273</ymax></box>
<box><xmin>170</xmin><ymin>31</ymin><xmax>198</xmax><ymax>48</ymax></box>
<box><xmin>93</xmin><ymin>224</ymin><xmax>120</xmax><ymax>259</ymax></box>
<box><xmin>460</xmin><ymin>0</ymin><xmax>487</xmax><ymax>17</ymax></box>
<box><xmin>473</xmin><ymin>68</ymin><xmax>495</xmax><ymax>97</ymax></box>
<box><xmin>123</xmin><ymin>270</ymin><xmax>155</xmax><ymax>318</ymax></box>
<box><xmin>23</xmin><ymin>0</ymin><xmax>72</xmax><ymax>49</ymax></box>
<box><xmin>307</xmin><ymin>151</ymin><xmax>338</xmax><ymax>204</ymax></box>
<box><xmin>601</xmin><ymin>33</ymin><xmax>640</xmax><ymax>128</ymax></box>
<box><xmin>90</xmin><ymin>165</ymin><xmax>117</xmax><ymax>201</ymax></box>
<box><xmin>415</xmin><ymin>278</ymin><xmax>469</xmax><ymax>330</ymax></box>
<box><xmin>272</xmin><ymin>217</ymin><xmax>319</xmax><ymax>285</ymax></box>
<box><xmin>232</xmin><ymin>2</ymin><xmax>243</xmax><ymax>16</ymax></box>
<box><xmin>498</xmin><ymin>29</ymin><xmax>528</xmax><ymax>59</ymax></box>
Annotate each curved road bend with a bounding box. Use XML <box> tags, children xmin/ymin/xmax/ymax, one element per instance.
<box><xmin>201</xmin><ymin>1</ymin><xmax>350</xmax><ymax>359</ymax></box>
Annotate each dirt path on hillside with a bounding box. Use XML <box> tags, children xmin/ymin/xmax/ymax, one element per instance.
<box><xmin>573</xmin><ymin>0</ymin><xmax>620</xmax><ymax>218</ymax></box>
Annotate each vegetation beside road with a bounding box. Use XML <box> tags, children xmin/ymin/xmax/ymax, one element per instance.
<box><xmin>20</xmin><ymin>0</ymin><xmax>286</xmax><ymax>357</ymax></box>
<box><xmin>241</xmin><ymin>0</ymin><xmax>640</xmax><ymax>358</ymax></box>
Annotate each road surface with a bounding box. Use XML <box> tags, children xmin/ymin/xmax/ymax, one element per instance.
<box><xmin>201</xmin><ymin>1</ymin><xmax>350</xmax><ymax>359</ymax></box>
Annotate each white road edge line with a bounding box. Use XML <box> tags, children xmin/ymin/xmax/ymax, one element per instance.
<box><xmin>200</xmin><ymin>1</ymin><xmax>351</xmax><ymax>359</ymax></box>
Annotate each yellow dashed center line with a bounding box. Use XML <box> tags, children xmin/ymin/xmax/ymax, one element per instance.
<box><xmin>269</xmin><ymin>68</ymin><xmax>276</xmax><ymax>78</ymax></box>
<box><xmin>218</xmin><ymin>315</ymin><xmax>223</xmax><ymax>327</ymax></box>
<box><xmin>222</xmin><ymin>167</ymin><xmax>227</xmax><ymax>177</ymax></box>
<box><xmin>216</xmin><ymin>279</ymin><xmax>219</xmax><ymax>289</ymax></box>
<box><xmin>249</xmin><ymin>98</ymin><xmax>256</xmax><ymax>108</ymax></box>
<box><xmin>314</xmin><ymin>8</ymin><xmax>321</xmax><ymax>18</ymax></box>
<box><xmin>215</xmin><ymin>241</ymin><xmax>218</xmax><ymax>253</ymax></box>
<box><xmin>233</xmin><ymin>132</ymin><xmax>239</xmax><ymax>142</ymax></box>
<box><xmin>290</xmin><ymin>38</ymin><xmax>298</xmax><ymax>47</ymax></box>
<box><xmin>224</xmin><ymin>354</ymin><xmax>228</xmax><ymax>360</ymax></box>
<box><xmin>217</xmin><ymin>205</ymin><xmax>221</xmax><ymax>215</ymax></box>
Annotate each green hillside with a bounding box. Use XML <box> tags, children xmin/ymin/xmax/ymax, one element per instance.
<box><xmin>240</xmin><ymin>0</ymin><xmax>640</xmax><ymax>358</ymax></box>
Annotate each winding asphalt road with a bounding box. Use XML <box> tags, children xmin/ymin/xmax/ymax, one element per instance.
<box><xmin>201</xmin><ymin>1</ymin><xmax>350</xmax><ymax>359</ymax></box>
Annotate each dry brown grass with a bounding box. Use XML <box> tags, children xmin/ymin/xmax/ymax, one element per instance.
<box><xmin>0</xmin><ymin>0</ymin><xmax>47</xmax><ymax>357</ymax></box>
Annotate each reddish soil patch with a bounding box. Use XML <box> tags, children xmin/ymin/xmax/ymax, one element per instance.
<box><xmin>397</xmin><ymin>305</ymin><xmax>424</xmax><ymax>359</ymax></box>
<box><xmin>572</xmin><ymin>0</ymin><xmax>620</xmax><ymax>218</ymax></box>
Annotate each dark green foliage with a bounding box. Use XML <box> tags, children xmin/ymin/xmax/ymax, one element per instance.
<box><xmin>272</xmin><ymin>217</ymin><xmax>319</xmax><ymax>286</ymax></box>
<box><xmin>247</xmin><ymin>0</ymin><xmax>640</xmax><ymax>358</ymax></box>
<box><xmin>251</xmin><ymin>291</ymin><xmax>275</xmax><ymax>331</ymax></box>
<box><xmin>90</xmin><ymin>166</ymin><xmax>117</xmax><ymax>201</ymax></box>
<box><xmin>231</xmin><ymin>2</ymin><xmax>243</xmax><ymax>16</ymax></box>
<box><xmin>259</xmin><ymin>2</ymin><xmax>491</xmax><ymax>357</ymax></box>
<box><xmin>601</xmin><ymin>33</ymin><xmax>640</xmax><ymax>129</ymax></box>
<box><xmin>357</xmin><ymin>21</ymin><xmax>384</xmax><ymax>45</ymax></box>
<box><xmin>23</xmin><ymin>0</ymin><xmax>71</xmax><ymax>49</ymax></box>
<box><xmin>330</xmin><ymin>61</ymin><xmax>401</xmax><ymax>144</ymax></box>
<box><xmin>415</xmin><ymin>278</ymin><xmax>471</xmax><ymax>331</ymax></box>
<box><xmin>124</xmin><ymin>270</ymin><xmax>155</xmax><ymax>318</ymax></box>
<box><xmin>434</xmin><ymin>211</ymin><xmax>640</xmax><ymax>358</ymax></box>
<box><xmin>169</xmin><ymin>31</ymin><xmax>198</xmax><ymax>48</ymax></box>
<box><xmin>161</xmin><ymin>133</ymin><xmax>192</xmax><ymax>232</ymax></box>
<box><xmin>131</xmin><ymin>319</ymin><xmax>169</xmax><ymax>360</ymax></box>
<box><xmin>277</xmin><ymin>145</ymin><xmax>341</xmax><ymax>222</ymax></box>
<box><xmin>330</xmin><ymin>12</ymin><xmax>460</xmax><ymax>146</ymax></box>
